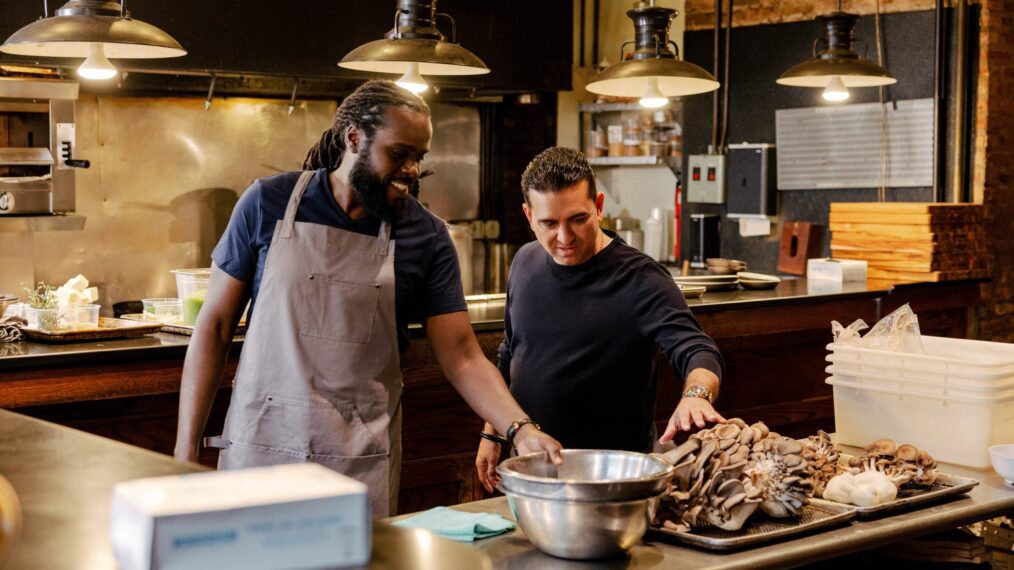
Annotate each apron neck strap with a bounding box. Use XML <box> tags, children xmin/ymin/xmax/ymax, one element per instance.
<box><xmin>280</xmin><ymin>171</ymin><xmax>317</xmax><ymax>238</ymax></box>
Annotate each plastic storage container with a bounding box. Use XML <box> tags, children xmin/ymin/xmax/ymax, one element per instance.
<box><xmin>826</xmin><ymin>335</ymin><xmax>1014</xmax><ymax>468</ymax></box>
<box><xmin>33</xmin><ymin>304</ymin><xmax>100</xmax><ymax>332</ymax></box>
<box><xmin>172</xmin><ymin>269</ymin><xmax>211</xmax><ymax>326</ymax></box>
<box><xmin>142</xmin><ymin>298</ymin><xmax>183</xmax><ymax>325</ymax></box>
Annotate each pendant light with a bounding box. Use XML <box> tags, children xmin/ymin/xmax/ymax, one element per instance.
<box><xmin>776</xmin><ymin>3</ymin><xmax>895</xmax><ymax>100</ymax></box>
<box><xmin>585</xmin><ymin>1</ymin><xmax>719</xmax><ymax>106</ymax></box>
<box><xmin>338</xmin><ymin>0</ymin><xmax>489</xmax><ymax>94</ymax></box>
<box><xmin>1</xmin><ymin>1</ymin><xmax>186</xmax><ymax>81</ymax></box>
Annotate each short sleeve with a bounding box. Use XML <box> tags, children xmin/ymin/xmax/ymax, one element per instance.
<box><xmin>420</xmin><ymin>221</ymin><xmax>466</xmax><ymax>318</ymax></box>
<box><xmin>211</xmin><ymin>181</ymin><xmax>263</xmax><ymax>283</ymax></box>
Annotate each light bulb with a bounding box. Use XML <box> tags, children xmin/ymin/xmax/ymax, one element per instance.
<box><xmin>822</xmin><ymin>76</ymin><xmax>849</xmax><ymax>102</ymax></box>
<box><xmin>78</xmin><ymin>43</ymin><xmax>117</xmax><ymax>80</ymax></box>
<box><xmin>395</xmin><ymin>63</ymin><xmax>428</xmax><ymax>94</ymax></box>
<box><xmin>638</xmin><ymin>77</ymin><xmax>669</xmax><ymax>108</ymax></box>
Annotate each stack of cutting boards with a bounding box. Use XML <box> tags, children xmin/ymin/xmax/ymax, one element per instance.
<box><xmin>828</xmin><ymin>202</ymin><xmax>987</xmax><ymax>283</ymax></box>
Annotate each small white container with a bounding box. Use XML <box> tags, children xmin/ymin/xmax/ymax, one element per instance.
<box><xmin>807</xmin><ymin>258</ymin><xmax>867</xmax><ymax>282</ymax></box>
<box><xmin>988</xmin><ymin>444</ymin><xmax>1014</xmax><ymax>486</ymax></box>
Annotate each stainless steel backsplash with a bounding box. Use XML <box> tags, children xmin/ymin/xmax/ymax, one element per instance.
<box><xmin>0</xmin><ymin>95</ymin><xmax>481</xmax><ymax>310</ymax></box>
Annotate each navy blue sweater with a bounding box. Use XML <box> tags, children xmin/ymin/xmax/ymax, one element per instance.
<box><xmin>498</xmin><ymin>233</ymin><xmax>724</xmax><ymax>451</ymax></box>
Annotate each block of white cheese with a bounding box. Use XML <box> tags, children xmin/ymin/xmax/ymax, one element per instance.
<box><xmin>110</xmin><ymin>463</ymin><xmax>371</xmax><ymax>570</ymax></box>
<box><xmin>65</xmin><ymin>274</ymin><xmax>89</xmax><ymax>292</ymax></box>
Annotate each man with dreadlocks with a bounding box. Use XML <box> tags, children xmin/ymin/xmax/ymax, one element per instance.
<box><xmin>175</xmin><ymin>80</ymin><xmax>562</xmax><ymax>517</ymax></box>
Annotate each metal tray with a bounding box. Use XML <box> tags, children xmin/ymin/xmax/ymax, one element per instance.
<box><xmin>22</xmin><ymin>317</ymin><xmax>163</xmax><ymax>343</ymax></box>
<box><xmin>121</xmin><ymin>314</ymin><xmax>246</xmax><ymax>336</ymax></box>
<box><xmin>649</xmin><ymin>500</ymin><xmax>856</xmax><ymax>551</ymax></box>
<box><xmin>822</xmin><ymin>471</ymin><xmax>979</xmax><ymax>519</ymax></box>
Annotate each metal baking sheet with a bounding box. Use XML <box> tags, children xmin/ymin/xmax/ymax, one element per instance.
<box><xmin>649</xmin><ymin>500</ymin><xmax>856</xmax><ymax>551</ymax></box>
<box><xmin>821</xmin><ymin>470</ymin><xmax>979</xmax><ymax>519</ymax></box>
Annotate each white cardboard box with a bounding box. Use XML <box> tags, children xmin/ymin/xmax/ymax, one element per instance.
<box><xmin>110</xmin><ymin>463</ymin><xmax>370</xmax><ymax>570</ymax></box>
<box><xmin>806</xmin><ymin>257</ymin><xmax>868</xmax><ymax>282</ymax></box>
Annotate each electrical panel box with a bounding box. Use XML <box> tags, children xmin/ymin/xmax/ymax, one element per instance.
<box><xmin>687</xmin><ymin>154</ymin><xmax>726</xmax><ymax>204</ymax></box>
<box><xmin>727</xmin><ymin>143</ymin><xmax>777</xmax><ymax>217</ymax></box>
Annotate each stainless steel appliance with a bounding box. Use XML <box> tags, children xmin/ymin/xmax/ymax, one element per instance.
<box><xmin>689</xmin><ymin>213</ymin><xmax>721</xmax><ymax>268</ymax></box>
<box><xmin>0</xmin><ymin>78</ymin><xmax>82</xmax><ymax>215</ymax></box>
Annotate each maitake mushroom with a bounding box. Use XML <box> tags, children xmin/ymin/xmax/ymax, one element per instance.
<box><xmin>847</xmin><ymin>438</ymin><xmax>938</xmax><ymax>486</ymax></box>
<box><xmin>801</xmin><ymin>430</ymin><xmax>840</xmax><ymax>496</ymax></box>
<box><xmin>654</xmin><ymin>418</ymin><xmax>812</xmax><ymax>533</ymax></box>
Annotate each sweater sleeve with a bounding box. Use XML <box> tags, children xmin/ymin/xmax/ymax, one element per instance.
<box><xmin>634</xmin><ymin>262</ymin><xmax>725</xmax><ymax>381</ymax></box>
<box><xmin>496</xmin><ymin>278</ymin><xmax>514</xmax><ymax>386</ymax></box>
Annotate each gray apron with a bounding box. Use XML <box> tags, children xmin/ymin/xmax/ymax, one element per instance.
<box><xmin>212</xmin><ymin>170</ymin><xmax>403</xmax><ymax>517</ymax></box>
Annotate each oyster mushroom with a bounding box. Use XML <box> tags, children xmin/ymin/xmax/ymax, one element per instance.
<box><xmin>801</xmin><ymin>430</ymin><xmax>840</xmax><ymax>497</ymax></box>
<box><xmin>865</xmin><ymin>438</ymin><xmax>898</xmax><ymax>456</ymax></box>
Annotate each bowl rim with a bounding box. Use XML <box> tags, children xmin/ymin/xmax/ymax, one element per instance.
<box><xmin>499</xmin><ymin>483</ymin><xmax>666</xmax><ymax>506</ymax></box>
<box><xmin>497</xmin><ymin>448</ymin><xmax>674</xmax><ymax>485</ymax></box>
<box><xmin>988</xmin><ymin>443</ymin><xmax>1014</xmax><ymax>456</ymax></box>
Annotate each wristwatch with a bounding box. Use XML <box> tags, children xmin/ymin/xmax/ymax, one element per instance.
<box><xmin>682</xmin><ymin>384</ymin><xmax>714</xmax><ymax>403</ymax></box>
<box><xmin>506</xmin><ymin>418</ymin><xmax>541</xmax><ymax>449</ymax></box>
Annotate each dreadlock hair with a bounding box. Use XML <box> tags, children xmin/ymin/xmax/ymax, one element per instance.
<box><xmin>303</xmin><ymin>80</ymin><xmax>430</xmax><ymax>171</ymax></box>
<box><xmin>520</xmin><ymin>146</ymin><xmax>597</xmax><ymax>204</ymax></box>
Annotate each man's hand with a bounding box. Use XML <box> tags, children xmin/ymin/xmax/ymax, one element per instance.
<box><xmin>514</xmin><ymin>424</ymin><xmax>564</xmax><ymax>464</ymax></box>
<box><xmin>660</xmin><ymin>396</ymin><xmax>726</xmax><ymax>443</ymax></box>
<box><xmin>476</xmin><ymin>437</ymin><xmax>502</xmax><ymax>493</ymax></box>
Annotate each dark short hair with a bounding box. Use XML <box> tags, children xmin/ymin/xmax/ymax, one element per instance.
<box><xmin>303</xmin><ymin>80</ymin><xmax>431</xmax><ymax>171</ymax></box>
<box><xmin>520</xmin><ymin>147</ymin><xmax>597</xmax><ymax>204</ymax></box>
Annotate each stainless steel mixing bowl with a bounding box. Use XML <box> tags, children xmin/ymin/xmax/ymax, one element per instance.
<box><xmin>500</xmin><ymin>484</ymin><xmax>662</xmax><ymax>560</ymax></box>
<box><xmin>496</xmin><ymin>449</ymin><xmax>673</xmax><ymax>501</ymax></box>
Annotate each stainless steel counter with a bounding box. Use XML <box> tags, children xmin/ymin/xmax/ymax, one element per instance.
<box><xmin>406</xmin><ymin>462</ymin><xmax>1013</xmax><ymax>569</ymax></box>
<box><xmin>0</xmin><ymin>409</ymin><xmax>492</xmax><ymax>570</ymax></box>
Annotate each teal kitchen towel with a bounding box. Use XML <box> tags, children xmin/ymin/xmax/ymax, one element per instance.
<box><xmin>391</xmin><ymin>507</ymin><xmax>516</xmax><ymax>542</ymax></box>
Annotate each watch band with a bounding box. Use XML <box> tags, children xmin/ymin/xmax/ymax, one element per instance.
<box><xmin>682</xmin><ymin>384</ymin><xmax>714</xmax><ymax>403</ymax></box>
<box><xmin>506</xmin><ymin>418</ymin><xmax>541</xmax><ymax>449</ymax></box>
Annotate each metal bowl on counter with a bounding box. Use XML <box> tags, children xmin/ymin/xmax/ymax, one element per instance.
<box><xmin>496</xmin><ymin>449</ymin><xmax>673</xmax><ymax>502</ymax></box>
<box><xmin>500</xmin><ymin>485</ymin><xmax>662</xmax><ymax>560</ymax></box>
<box><xmin>496</xmin><ymin>449</ymin><xmax>672</xmax><ymax>560</ymax></box>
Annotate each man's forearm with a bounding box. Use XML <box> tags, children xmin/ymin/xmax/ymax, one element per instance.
<box><xmin>174</xmin><ymin>323</ymin><xmax>233</xmax><ymax>460</ymax></box>
<box><xmin>443</xmin><ymin>355</ymin><xmax>530</xmax><ymax>438</ymax></box>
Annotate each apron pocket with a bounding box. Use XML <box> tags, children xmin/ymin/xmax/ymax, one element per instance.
<box><xmin>246</xmin><ymin>394</ymin><xmax>388</xmax><ymax>458</ymax></box>
<box><xmin>299</xmin><ymin>274</ymin><xmax>380</xmax><ymax>344</ymax></box>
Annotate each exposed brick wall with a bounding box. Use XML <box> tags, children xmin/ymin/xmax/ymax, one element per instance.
<box><xmin>975</xmin><ymin>0</ymin><xmax>1014</xmax><ymax>342</ymax></box>
<box><xmin>682</xmin><ymin>0</ymin><xmax>1013</xmax><ymax>341</ymax></box>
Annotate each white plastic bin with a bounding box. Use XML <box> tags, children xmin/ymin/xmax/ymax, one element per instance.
<box><xmin>826</xmin><ymin>375</ymin><xmax>1014</xmax><ymax>469</ymax></box>
<box><xmin>826</xmin><ymin>363</ymin><xmax>1014</xmax><ymax>400</ymax></box>
<box><xmin>826</xmin><ymin>336</ymin><xmax>1014</xmax><ymax>380</ymax></box>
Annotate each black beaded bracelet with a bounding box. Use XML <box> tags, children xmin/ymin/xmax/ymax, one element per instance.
<box><xmin>480</xmin><ymin>431</ymin><xmax>508</xmax><ymax>445</ymax></box>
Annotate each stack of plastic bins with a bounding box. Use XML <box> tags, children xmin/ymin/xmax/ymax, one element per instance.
<box><xmin>825</xmin><ymin>336</ymin><xmax>1014</xmax><ymax>469</ymax></box>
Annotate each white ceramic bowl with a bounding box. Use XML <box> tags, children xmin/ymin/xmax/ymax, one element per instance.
<box><xmin>988</xmin><ymin>444</ymin><xmax>1014</xmax><ymax>486</ymax></box>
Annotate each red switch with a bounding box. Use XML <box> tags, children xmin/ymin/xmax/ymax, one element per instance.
<box><xmin>707</xmin><ymin>167</ymin><xmax>716</xmax><ymax>181</ymax></box>
<box><xmin>692</xmin><ymin>166</ymin><xmax>701</xmax><ymax>181</ymax></box>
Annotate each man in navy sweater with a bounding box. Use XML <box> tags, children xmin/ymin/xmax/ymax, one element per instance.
<box><xmin>476</xmin><ymin>147</ymin><xmax>726</xmax><ymax>492</ymax></box>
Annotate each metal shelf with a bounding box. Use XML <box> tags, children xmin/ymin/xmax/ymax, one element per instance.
<box><xmin>0</xmin><ymin>148</ymin><xmax>54</xmax><ymax>166</ymax></box>
<box><xmin>579</xmin><ymin>101</ymin><xmax>680</xmax><ymax>113</ymax></box>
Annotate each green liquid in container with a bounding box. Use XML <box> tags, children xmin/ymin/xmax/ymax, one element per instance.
<box><xmin>183</xmin><ymin>289</ymin><xmax>207</xmax><ymax>326</ymax></box>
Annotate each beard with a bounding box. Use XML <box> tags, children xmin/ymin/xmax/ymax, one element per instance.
<box><xmin>348</xmin><ymin>146</ymin><xmax>406</xmax><ymax>224</ymax></box>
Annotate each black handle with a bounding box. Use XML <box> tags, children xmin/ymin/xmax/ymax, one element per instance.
<box><xmin>65</xmin><ymin>159</ymin><xmax>90</xmax><ymax>169</ymax></box>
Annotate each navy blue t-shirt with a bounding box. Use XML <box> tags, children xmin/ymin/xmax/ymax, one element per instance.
<box><xmin>212</xmin><ymin>168</ymin><xmax>466</xmax><ymax>351</ymax></box>
<box><xmin>498</xmin><ymin>232</ymin><xmax>724</xmax><ymax>451</ymax></box>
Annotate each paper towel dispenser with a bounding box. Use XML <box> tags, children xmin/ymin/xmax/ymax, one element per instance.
<box><xmin>726</xmin><ymin>143</ymin><xmax>777</xmax><ymax>218</ymax></box>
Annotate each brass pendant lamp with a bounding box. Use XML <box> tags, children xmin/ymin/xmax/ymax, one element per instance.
<box><xmin>338</xmin><ymin>0</ymin><xmax>489</xmax><ymax>94</ymax></box>
<box><xmin>1</xmin><ymin>1</ymin><xmax>185</xmax><ymax>81</ymax></box>
<box><xmin>586</xmin><ymin>1</ymin><xmax>719</xmax><ymax>104</ymax></box>
<box><xmin>777</xmin><ymin>3</ymin><xmax>896</xmax><ymax>101</ymax></box>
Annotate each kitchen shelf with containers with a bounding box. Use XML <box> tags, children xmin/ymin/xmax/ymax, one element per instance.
<box><xmin>579</xmin><ymin>102</ymin><xmax>682</xmax><ymax>174</ymax></box>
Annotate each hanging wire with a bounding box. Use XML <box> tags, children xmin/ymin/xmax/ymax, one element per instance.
<box><xmin>875</xmin><ymin>0</ymin><xmax>888</xmax><ymax>202</ymax></box>
<box><xmin>43</xmin><ymin>0</ymin><xmax>49</xmax><ymax>18</ymax></box>
<box><xmin>287</xmin><ymin>79</ymin><xmax>299</xmax><ymax>115</ymax></box>
<box><xmin>204</xmin><ymin>74</ymin><xmax>217</xmax><ymax>111</ymax></box>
